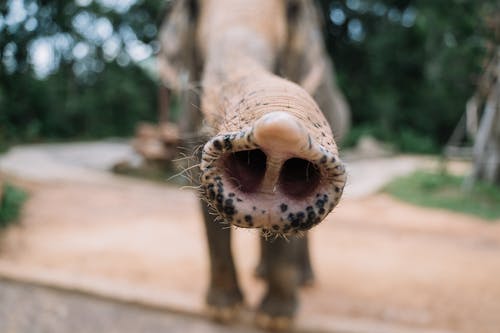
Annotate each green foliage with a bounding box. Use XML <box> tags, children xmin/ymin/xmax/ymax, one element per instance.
<box><xmin>384</xmin><ymin>170</ymin><xmax>500</xmax><ymax>220</ymax></box>
<box><xmin>397</xmin><ymin>128</ymin><xmax>436</xmax><ymax>153</ymax></box>
<box><xmin>0</xmin><ymin>0</ymin><xmax>164</xmax><ymax>147</ymax></box>
<box><xmin>0</xmin><ymin>0</ymin><xmax>496</xmax><ymax>154</ymax></box>
<box><xmin>342</xmin><ymin>124</ymin><xmax>385</xmax><ymax>147</ymax></box>
<box><xmin>342</xmin><ymin>124</ymin><xmax>437</xmax><ymax>153</ymax></box>
<box><xmin>0</xmin><ymin>183</ymin><xmax>28</xmax><ymax>228</ymax></box>
<box><xmin>318</xmin><ymin>0</ymin><xmax>495</xmax><ymax>153</ymax></box>
<box><xmin>1</xmin><ymin>64</ymin><xmax>157</xmax><ymax>143</ymax></box>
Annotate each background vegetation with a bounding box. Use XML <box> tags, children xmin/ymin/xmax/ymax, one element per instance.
<box><xmin>384</xmin><ymin>170</ymin><xmax>500</xmax><ymax>219</ymax></box>
<box><xmin>0</xmin><ymin>183</ymin><xmax>27</xmax><ymax>228</ymax></box>
<box><xmin>0</xmin><ymin>0</ymin><xmax>497</xmax><ymax>152</ymax></box>
<box><xmin>317</xmin><ymin>0</ymin><xmax>495</xmax><ymax>152</ymax></box>
<box><xmin>0</xmin><ymin>0</ymin><xmax>164</xmax><ymax>149</ymax></box>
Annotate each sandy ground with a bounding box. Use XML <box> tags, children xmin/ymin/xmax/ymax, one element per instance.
<box><xmin>0</xmin><ymin>142</ymin><xmax>499</xmax><ymax>333</ymax></box>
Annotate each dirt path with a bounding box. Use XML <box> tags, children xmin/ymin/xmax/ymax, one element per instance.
<box><xmin>0</xmin><ymin>142</ymin><xmax>499</xmax><ymax>333</ymax></box>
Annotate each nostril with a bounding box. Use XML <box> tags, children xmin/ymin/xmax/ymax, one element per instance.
<box><xmin>223</xmin><ymin>149</ymin><xmax>267</xmax><ymax>193</ymax></box>
<box><xmin>279</xmin><ymin>158</ymin><xmax>321</xmax><ymax>199</ymax></box>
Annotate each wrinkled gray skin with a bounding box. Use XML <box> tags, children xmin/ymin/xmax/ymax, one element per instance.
<box><xmin>158</xmin><ymin>0</ymin><xmax>350</xmax><ymax>329</ymax></box>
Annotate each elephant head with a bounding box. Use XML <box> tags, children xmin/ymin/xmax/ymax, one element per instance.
<box><xmin>158</xmin><ymin>0</ymin><xmax>348</xmax><ymax>235</ymax></box>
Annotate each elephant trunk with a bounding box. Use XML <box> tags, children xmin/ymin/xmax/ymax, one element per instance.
<box><xmin>199</xmin><ymin>69</ymin><xmax>346</xmax><ymax>235</ymax></box>
<box><xmin>197</xmin><ymin>0</ymin><xmax>346</xmax><ymax>235</ymax></box>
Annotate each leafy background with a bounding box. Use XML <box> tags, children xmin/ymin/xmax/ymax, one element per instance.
<box><xmin>0</xmin><ymin>0</ymin><xmax>496</xmax><ymax>152</ymax></box>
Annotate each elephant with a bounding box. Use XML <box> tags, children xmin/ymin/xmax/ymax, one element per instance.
<box><xmin>157</xmin><ymin>0</ymin><xmax>350</xmax><ymax>329</ymax></box>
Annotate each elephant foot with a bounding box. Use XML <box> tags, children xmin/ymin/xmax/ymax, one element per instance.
<box><xmin>255</xmin><ymin>291</ymin><xmax>297</xmax><ymax>331</ymax></box>
<box><xmin>206</xmin><ymin>303</ymin><xmax>243</xmax><ymax>323</ymax></box>
<box><xmin>206</xmin><ymin>286</ymin><xmax>244</xmax><ymax>322</ymax></box>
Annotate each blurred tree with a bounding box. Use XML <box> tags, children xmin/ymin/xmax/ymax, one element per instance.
<box><xmin>0</xmin><ymin>0</ymin><xmax>168</xmax><ymax>146</ymax></box>
<box><xmin>317</xmin><ymin>0</ymin><xmax>495</xmax><ymax>152</ymax></box>
<box><xmin>0</xmin><ymin>0</ymin><xmax>496</xmax><ymax>155</ymax></box>
<box><xmin>463</xmin><ymin>9</ymin><xmax>500</xmax><ymax>187</ymax></box>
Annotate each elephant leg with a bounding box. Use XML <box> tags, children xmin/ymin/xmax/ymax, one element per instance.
<box><xmin>201</xmin><ymin>199</ymin><xmax>244</xmax><ymax>321</ymax></box>
<box><xmin>255</xmin><ymin>233</ymin><xmax>314</xmax><ymax>287</ymax></box>
<box><xmin>254</xmin><ymin>237</ymin><xmax>271</xmax><ymax>280</ymax></box>
<box><xmin>256</xmin><ymin>236</ymin><xmax>302</xmax><ymax>330</ymax></box>
<box><xmin>296</xmin><ymin>234</ymin><xmax>315</xmax><ymax>286</ymax></box>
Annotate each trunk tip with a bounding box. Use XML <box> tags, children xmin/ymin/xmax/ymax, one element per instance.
<box><xmin>253</xmin><ymin>112</ymin><xmax>308</xmax><ymax>153</ymax></box>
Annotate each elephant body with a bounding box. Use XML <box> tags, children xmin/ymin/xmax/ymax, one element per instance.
<box><xmin>158</xmin><ymin>0</ymin><xmax>349</xmax><ymax>329</ymax></box>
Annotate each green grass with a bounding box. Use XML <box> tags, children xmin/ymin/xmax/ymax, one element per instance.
<box><xmin>0</xmin><ymin>183</ymin><xmax>28</xmax><ymax>228</ymax></box>
<box><xmin>384</xmin><ymin>171</ymin><xmax>500</xmax><ymax>220</ymax></box>
<box><xmin>341</xmin><ymin>124</ymin><xmax>440</xmax><ymax>154</ymax></box>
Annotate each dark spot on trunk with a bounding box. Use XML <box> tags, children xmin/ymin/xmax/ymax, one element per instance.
<box><xmin>216</xmin><ymin>194</ymin><xmax>223</xmax><ymax>204</ymax></box>
<box><xmin>316</xmin><ymin>199</ymin><xmax>325</xmax><ymax>209</ymax></box>
<box><xmin>224</xmin><ymin>205</ymin><xmax>235</xmax><ymax>216</ymax></box>
<box><xmin>223</xmin><ymin>135</ymin><xmax>233</xmax><ymax>150</ymax></box>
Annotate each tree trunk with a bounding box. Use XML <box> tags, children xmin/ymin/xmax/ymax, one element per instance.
<box><xmin>464</xmin><ymin>47</ymin><xmax>500</xmax><ymax>188</ymax></box>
